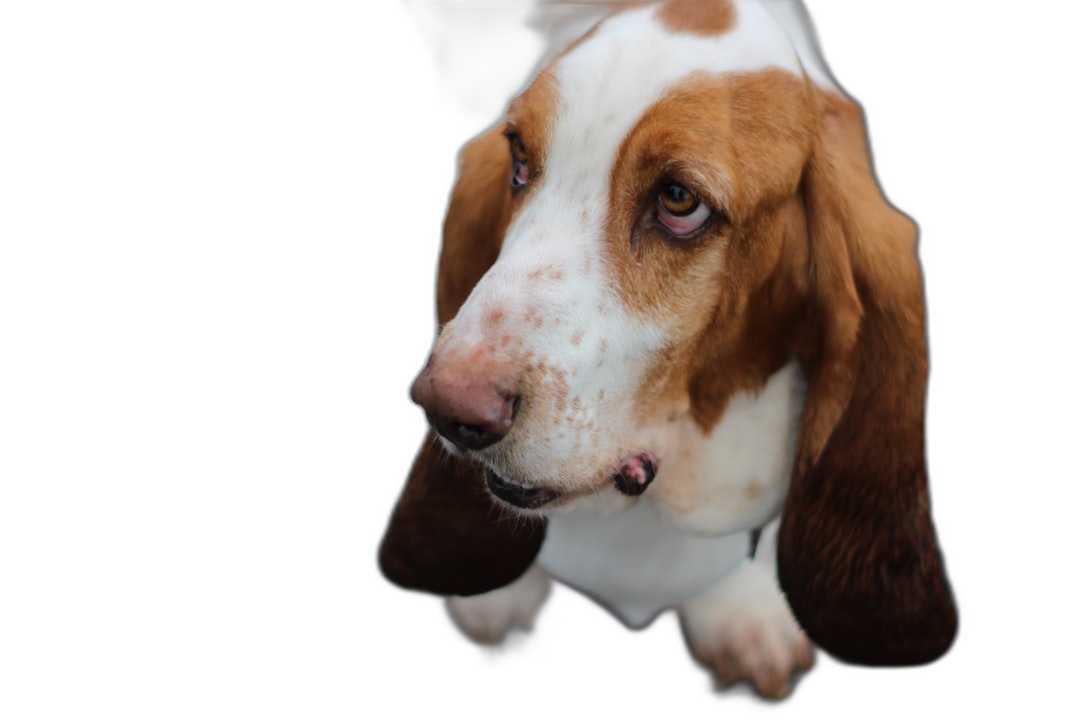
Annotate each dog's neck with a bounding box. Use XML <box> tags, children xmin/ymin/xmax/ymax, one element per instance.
<box><xmin>646</xmin><ymin>362</ymin><xmax>805</xmax><ymax>534</ymax></box>
<box><xmin>539</xmin><ymin>361</ymin><xmax>805</xmax><ymax>626</ymax></box>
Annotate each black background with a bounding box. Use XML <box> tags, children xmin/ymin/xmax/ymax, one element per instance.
<box><xmin>332</xmin><ymin>1</ymin><xmax>1023</xmax><ymax>716</ymax></box>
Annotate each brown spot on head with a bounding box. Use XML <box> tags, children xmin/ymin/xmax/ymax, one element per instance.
<box><xmin>657</xmin><ymin>0</ymin><xmax>735</xmax><ymax>37</ymax></box>
<box><xmin>570</xmin><ymin>330</ymin><xmax>585</xmax><ymax>347</ymax></box>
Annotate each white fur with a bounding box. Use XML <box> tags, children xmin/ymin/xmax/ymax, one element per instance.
<box><xmin>538</xmin><ymin>497</ymin><xmax>749</xmax><ymax>628</ymax></box>
<box><xmin>647</xmin><ymin>362</ymin><xmax>805</xmax><ymax>534</ymax></box>
<box><xmin>538</xmin><ymin>362</ymin><xmax>803</xmax><ymax>625</ymax></box>
<box><xmin>677</xmin><ymin>520</ymin><xmax>813</xmax><ymax>698</ymax></box>
<box><xmin>759</xmin><ymin>0</ymin><xmax>839</xmax><ymax>92</ymax></box>
<box><xmin>446</xmin><ymin>564</ymin><xmax>552</xmax><ymax>644</ymax></box>
<box><xmin>527</xmin><ymin>1</ymin><xmax>621</xmax><ymax>70</ymax></box>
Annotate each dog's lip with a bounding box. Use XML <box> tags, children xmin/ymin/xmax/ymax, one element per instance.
<box><xmin>484</xmin><ymin>468</ymin><xmax>560</xmax><ymax>510</ymax></box>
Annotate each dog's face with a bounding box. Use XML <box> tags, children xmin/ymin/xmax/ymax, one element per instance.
<box><xmin>411</xmin><ymin>2</ymin><xmax>817</xmax><ymax>514</ymax></box>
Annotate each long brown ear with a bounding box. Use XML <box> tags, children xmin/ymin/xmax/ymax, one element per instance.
<box><xmin>777</xmin><ymin>91</ymin><xmax>958</xmax><ymax>665</ymax></box>
<box><xmin>379</xmin><ymin>431</ymin><xmax>545</xmax><ymax>596</ymax></box>
<box><xmin>379</xmin><ymin>127</ymin><xmax>546</xmax><ymax>596</ymax></box>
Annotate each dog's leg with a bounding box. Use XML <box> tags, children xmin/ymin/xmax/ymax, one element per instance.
<box><xmin>677</xmin><ymin>519</ymin><xmax>813</xmax><ymax>699</ymax></box>
<box><xmin>446</xmin><ymin>563</ymin><xmax>552</xmax><ymax>645</ymax></box>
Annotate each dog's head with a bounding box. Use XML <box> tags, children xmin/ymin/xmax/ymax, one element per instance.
<box><xmin>382</xmin><ymin>0</ymin><xmax>957</xmax><ymax>666</ymax></box>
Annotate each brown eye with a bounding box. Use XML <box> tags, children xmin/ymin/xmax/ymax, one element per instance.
<box><xmin>656</xmin><ymin>182</ymin><xmax>712</xmax><ymax>236</ymax></box>
<box><xmin>658</xmin><ymin>183</ymin><xmax>698</xmax><ymax>215</ymax></box>
<box><xmin>509</xmin><ymin>135</ymin><xmax>529</xmax><ymax>189</ymax></box>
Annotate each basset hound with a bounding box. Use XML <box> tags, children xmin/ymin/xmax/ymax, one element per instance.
<box><xmin>380</xmin><ymin>0</ymin><xmax>957</xmax><ymax>698</ymax></box>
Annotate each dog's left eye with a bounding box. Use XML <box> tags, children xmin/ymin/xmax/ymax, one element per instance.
<box><xmin>656</xmin><ymin>183</ymin><xmax>711</xmax><ymax>236</ymax></box>
<box><xmin>509</xmin><ymin>135</ymin><xmax>529</xmax><ymax>189</ymax></box>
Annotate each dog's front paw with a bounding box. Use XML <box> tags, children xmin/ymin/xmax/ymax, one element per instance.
<box><xmin>678</xmin><ymin>561</ymin><xmax>812</xmax><ymax>699</ymax></box>
<box><xmin>446</xmin><ymin>564</ymin><xmax>552</xmax><ymax>645</ymax></box>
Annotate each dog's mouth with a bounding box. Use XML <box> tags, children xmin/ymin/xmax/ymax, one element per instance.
<box><xmin>483</xmin><ymin>451</ymin><xmax>660</xmax><ymax>510</ymax></box>
<box><xmin>484</xmin><ymin>468</ymin><xmax>560</xmax><ymax>509</ymax></box>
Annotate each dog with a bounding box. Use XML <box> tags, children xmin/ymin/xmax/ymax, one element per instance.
<box><xmin>380</xmin><ymin>0</ymin><xmax>957</xmax><ymax>698</ymax></box>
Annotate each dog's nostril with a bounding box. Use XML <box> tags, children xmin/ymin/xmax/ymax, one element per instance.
<box><xmin>430</xmin><ymin>416</ymin><xmax>504</xmax><ymax>452</ymax></box>
<box><xmin>510</xmin><ymin>395</ymin><xmax>522</xmax><ymax>420</ymax></box>
<box><xmin>456</xmin><ymin>423</ymin><xmax>492</xmax><ymax>445</ymax></box>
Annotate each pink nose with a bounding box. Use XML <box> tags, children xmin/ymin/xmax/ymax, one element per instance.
<box><xmin>410</xmin><ymin>358</ymin><xmax>519</xmax><ymax>451</ymax></box>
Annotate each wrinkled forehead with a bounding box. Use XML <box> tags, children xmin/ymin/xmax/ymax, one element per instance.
<box><xmin>507</xmin><ymin>1</ymin><xmax>802</xmax><ymax>156</ymax></box>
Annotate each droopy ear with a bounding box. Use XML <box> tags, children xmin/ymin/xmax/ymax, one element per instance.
<box><xmin>379</xmin><ymin>431</ymin><xmax>545</xmax><ymax>596</ymax></box>
<box><xmin>777</xmin><ymin>91</ymin><xmax>958</xmax><ymax>665</ymax></box>
<box><xmin>378</xmin><ymin>127</ymin><xmax>546</xmax><ymax>596</ymax></box>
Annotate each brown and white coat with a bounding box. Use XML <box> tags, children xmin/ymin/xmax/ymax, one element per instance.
<box><xmin>380</xmin><ymin>0</ymin><xmax>957</xmax><ymax>698</ymax></box>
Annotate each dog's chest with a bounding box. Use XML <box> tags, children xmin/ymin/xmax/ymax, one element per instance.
<box><xmin>538</xmin><ymin>362</ymin><xmax>804</xmax><ymax>627</ymax></box>
<box><xmin>538</xmin><ymin>499</ymin><xmax>749</xmax><ymax>627</ymax></box>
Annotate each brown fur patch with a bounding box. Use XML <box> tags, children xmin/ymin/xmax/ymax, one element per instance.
<box><xmin>437</xmin><ymin>128</ymin><xmax>513</xmax><ymax>325</ymax></box>
<box><xmin>379</xmin><ymin>432</ymin><xmax>545</xmax><ymax>596</ymax></box>
<box><xmin>504</xmin><ymin>69</ymin><xmax>561</xmax><ymax>203</ymax></box>
<box><xmin>600</xmin><ymin>59</ymin><xmax>955</xmax><ymax>666</ymax></box>
<box><xmin>657</xmin><ymin>0</ymin><xmax>735</xmax><ymax>36</ymax></box>
<box><xmin>602</xmin><ymin>70</ymin><xmax>815</xmax><ymax>430</ymax></box>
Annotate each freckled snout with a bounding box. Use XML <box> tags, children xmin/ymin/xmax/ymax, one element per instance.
<box><xmin>410</xmin><ymin>356</ymin><xmax>520</xmax><ymax>451</ymax></box>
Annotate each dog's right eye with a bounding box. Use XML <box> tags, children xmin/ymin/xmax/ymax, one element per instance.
<box><xmin>509</xmin><ymin>135</ymin><xmax>529</xmax><ymax>189</ymax></box>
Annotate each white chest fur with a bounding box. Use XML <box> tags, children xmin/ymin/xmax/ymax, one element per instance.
<box><xmin>538</xmin><ymin>500</ymin><xmax>750</xmax><ymax>627</ymax></box>
<box><xmin>538</xmin><ymin>362</ymin><xmax>804</xmax><ymax>627</ymax></box>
